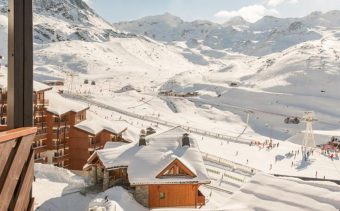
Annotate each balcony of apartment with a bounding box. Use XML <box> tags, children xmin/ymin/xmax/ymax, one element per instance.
<box><xmin>51</xmin><ymin>140</ymin><xmax>69</xmax><ymax>150</ymax></box>
<box><xmin>88</xmin><ymin>145</ymin><xmax>102</xmax><ymax>152</ymax></box>
<box><xmin>52</xmin><ymin>150</ymin><xmax>70</xmax><ymax>163</ymax></box>
<box><xmin>88</xmin><ymin>140</ymin><xmax>103</xmax><ymax>152</ymax></box>
<box><xmin>34</xmin><ymin>154</ymin><xmax>48</xmax><ymax>164</ymax></box>
<box><xmin>34</xmin><ymin>110</ymin><xmax>47</xmax><ymax>118</ymax></box>
<box><xmin>52</xmin><ymin>121</ymin><xmax>70</xmax><ymax>130</ymax></box>
<box><xmin>52</xmin><ymin>131</ymin><xmax>69</xmax><ymax>140</ymax></box>
<box><xmin>35</xmin><ymin>127</ymin><xmax>48</xmax><ymax>136</ymax></box>
<box><xmin>33</xmin><ymin>139</ymin><xmax>48</xmax><ymax>154</ymax></box>
<box><xmin>35</xmin><ymin>99</ymin><xmax>49</xmax><ymax>106</ymax></box>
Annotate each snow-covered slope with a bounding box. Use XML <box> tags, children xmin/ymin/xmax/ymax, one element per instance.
<box><xmin>160</xmin><ymin>30</ymin><xmax>340</xmax><ymax>139</ymax></box>
<box><xmin>227</xmin><ymin>173</ymin><xmax>340</xmax><ymax>211</ymax></box>
<box><xmin>114</xmin><ymin>11</ymin><xmax>340</xmax><ymax>56</ymax></box>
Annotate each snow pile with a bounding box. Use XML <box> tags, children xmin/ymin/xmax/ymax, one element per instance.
<box><xmin>89</xmin><ymin>187</ymin><xmax>147</xmax><ymax>211</ymax></box>
<box><xmin>34</xmin><ymin>163</ymin><xmax>87</xmax><ymax>192</ymax></box>
<box><xmin>227</xmin><ymin>172</ymin><xmax>340</xmax><ymax>211</ymax></box>
<box><xmin>33</xmin><ymin>164</ymin><xmax>90</xmax><ymax>210</ymax></box>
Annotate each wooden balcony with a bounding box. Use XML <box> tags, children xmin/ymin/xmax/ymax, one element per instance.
<box><xmin>36</xmin><ymin>127</ymin><xmax>48</xmax><ymax>136</ymax></box>
<box><xmin>35</xmin><ymin>156</ymin><xmax>48</xmax><ymax>164</ymax></box>
<box><xmin>53</xmin><ymin>153</ymin><xmax>70</xmax><ymax>163</ymax></box>
<box><xmin>0</xmin><ymin>127</ymin><xmax>37</xmax><ymax>211</ymax></box>
<box><xmin>52</xmin><ymin>132</ymin><xmax>69</xmax><ymax>140</ymax></box>
<box><xmin>52</xmin><ymin>122</ymin><xmax>70</xmax><ymax>130</ymax></box>
<box><xmin>51</xmin><ymin>141</ymin><xmax>69</xmax><ymax>150</ymax></box>
<box><xmin>35</xmin><ymin>99</ymin><xmax>49</xmax><ymax>106</ymax></box>
<box><xmin>33</xmin><ymin>140</ymin><xmax>48</xmax><ymax>154</ymax></box>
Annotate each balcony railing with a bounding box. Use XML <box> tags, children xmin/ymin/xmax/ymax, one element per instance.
<box><xmin>0</xmin><ymin>127</ymin><xmax>37</xmax><ymax>211</ymax></box>
<box><xmin>34</xmin><ymin>156</ymin><xmax>48</xmax><ymax>164</ymax></box>
<box><xmin>53</xmin><ymin>153</ymin><xmax>70</xmax><ymax>163</ymax></box>
<box><xmin>33</xmin><ymin>140</ymin><xmax>48</xmax><ymax>154</ymax></box>
<box><xmin>35</xmin><ymin>99</ymin><xmax>49</xmax><ymax>105</ymax></box>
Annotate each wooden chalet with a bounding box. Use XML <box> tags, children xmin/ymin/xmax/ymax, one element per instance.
<box><xmin>84</xmin><ymin>127</ymin><xmax>210</xmax><ymax>208</ymax></box>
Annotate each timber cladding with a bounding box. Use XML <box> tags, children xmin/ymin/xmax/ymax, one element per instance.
<box><xmin>148</xmin><ymin>184</ymin><xmax>198</xmax><ymax>208</ymax></box>
<box><xmin>0</xmin><ymin>127</ymin><xmax>37</xmax><ymax>211</ymax></box>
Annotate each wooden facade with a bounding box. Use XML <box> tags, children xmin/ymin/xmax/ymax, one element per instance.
<box><xmin>71</xmin><ymin>127</ymin><xmax>128</xmax><ymax>170</ymax></box>
<box><xmin>148</xmin><ymin>184</ymin><xmax>205</xmax><ymax>208</ymax></box>
<box><xmin>33</xmin><ymin>88</ymin><xmax>52</xmax><ymax>163</ymax></box>
<box><xmin>45</xmin><ymin>109</ymin><xmax>87</xmax><ymax>168</ymax></box>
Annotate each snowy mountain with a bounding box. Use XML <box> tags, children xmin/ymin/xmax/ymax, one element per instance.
<box><xmin>0</xmin><ymin>0</ymin><xmax>134</xmax><ymax>46</ymax></box>
<box><xmin>114</xmin><ymin>11</ymin><xmax>340</xmax><ymax>56</ymax></box>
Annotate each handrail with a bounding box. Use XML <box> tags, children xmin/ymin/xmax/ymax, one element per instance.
<box><xmin>0</xmin><ymin>127</ymin><xmax>37</xmax><ymax>143</ymax></box>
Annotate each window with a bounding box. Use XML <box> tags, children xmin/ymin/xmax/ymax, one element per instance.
<box><xmin>159</xmin><ymin>192</ymin><xmax>165</xmax><ymax>199</ymax></box>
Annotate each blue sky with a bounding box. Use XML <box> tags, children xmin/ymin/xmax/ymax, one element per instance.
<box><xmin>84</xmin><ymin>0</ymin><xmax>340</xmax><ymax>23</ymax></box>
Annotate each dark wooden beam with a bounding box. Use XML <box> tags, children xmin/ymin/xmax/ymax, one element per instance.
<box><xmin>7</xmin><ymin>0</ymin><xmax>33</xmax><ymax>129</ymax></box>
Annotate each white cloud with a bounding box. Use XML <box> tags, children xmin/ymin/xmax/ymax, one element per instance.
<box><xmin>214</xmin><ymin>5</ymin><xmax>279</xmax><ymax>23</ymax></box>
<box><xmin>267</xmin><ymin>0</ymin><xmax>299</xmax><ymax>7</ymax></box>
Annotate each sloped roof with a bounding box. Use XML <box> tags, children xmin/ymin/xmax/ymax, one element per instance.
<box><xmin>87</xmin><ymin>127</ymin><xmax>210</xmax><ymax>185</ymax></box>
<box><xmin>74</xmin><ymin>114</ymin><xmax>137</xmax><ymax>142</ymax></box>
<box><xmin>45</xmin><ymin>92</ymin><xmax>88</xmax><ymax>116</ymax></box>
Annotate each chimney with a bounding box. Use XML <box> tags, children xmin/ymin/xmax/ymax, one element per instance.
<box><xmin>182</xmin><ymin>133</ymin><xmax>190</xmax><ymax>147</ymax></box>
<box><xmin>139</xmin><ymin>129</ymin><xmax>146</xmax><ymax>146</ymax></box>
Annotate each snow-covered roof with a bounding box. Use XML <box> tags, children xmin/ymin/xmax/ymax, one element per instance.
<box><xmin>33</xmin><ymin>81</ymin><xmax>53</xmax><ymax>92</ymax></box>
<box><xmin>75</xmin><ymin>115</ymin><xmax>127</xmax><ymax>135</ymax></box>
<box><xmin>45</xmin><ymin>92</ymin><xmax>88</xmax><ymax>116</ymax></box>
<box><xmin>228</xmin><ymin>172</ymin><xmax>340</xmax><ymax>211</ymax></box>
<box><xmin>88</xmin><ymin>127</ymin><xmax>210</xmax><ymax>185</ymax></box>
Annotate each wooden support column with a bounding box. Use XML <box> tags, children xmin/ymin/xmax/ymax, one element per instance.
<box><xmin>7</xmin><ymin>0</ymin><xmax>33</xmax><ymax>129</ymax></box>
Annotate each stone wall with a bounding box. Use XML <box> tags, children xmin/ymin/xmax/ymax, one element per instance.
<box><xmin>134</xmin><ymin>185</ymin><xmax>149</xmax><ymax>207</ymax></box>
